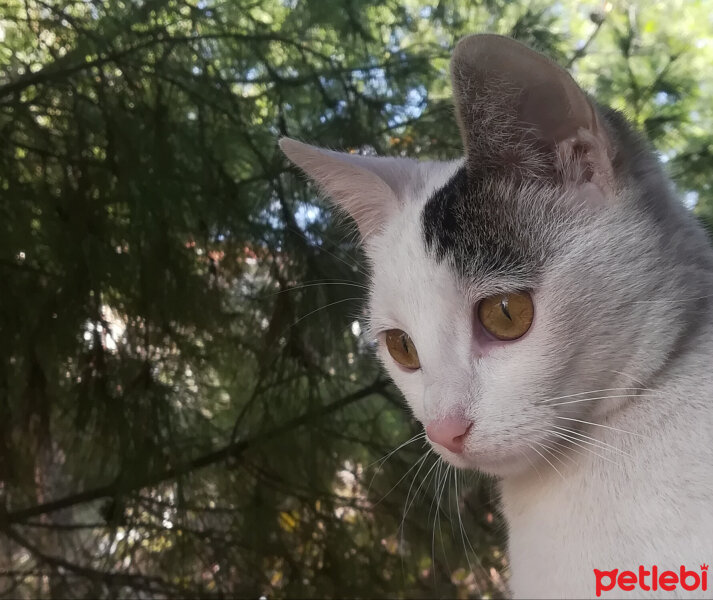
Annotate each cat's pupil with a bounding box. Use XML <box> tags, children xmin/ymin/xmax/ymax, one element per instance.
<box><xmin>401</xmin><ymin>334</ymin><xmax>409</xmax><ymax>354</ymax></box>
<box><xmin>500</xmin><ymin>297</ymin><xmax>512</xmax><ymax>321</ymax></box>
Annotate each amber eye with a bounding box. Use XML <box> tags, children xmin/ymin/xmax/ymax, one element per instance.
<box><xmin>384</xmin><ymin>329</ymin><xmax>420</xmax><ymax>370</ymax></box>
<box><xmin>478</xmin><ymin>292</ymin><xmax>534</xmax><ymax>341</ymax></box>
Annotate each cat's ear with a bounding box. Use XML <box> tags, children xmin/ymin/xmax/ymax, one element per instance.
<box><xmin>451</xmin><ymin>34</ymin><xmax>613</xmax><ymax>195</ymax></box>
<box><xmin>279</xmin><ymin>138</ymin><xmax>416</xmax><ymax>239</ymax></box>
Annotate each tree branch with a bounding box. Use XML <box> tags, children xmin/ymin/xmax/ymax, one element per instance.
<box><xmin>566</xmin><ymin>17</ymin><xmax>606</xmax><ymax>69</ymax></box>
<box><xmin>2</xmin><ymin>378</ymin><xmax>389</xmax><ymax>523</ymax></box>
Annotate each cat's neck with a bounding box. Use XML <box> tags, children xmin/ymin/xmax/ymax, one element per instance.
<box><xmin>499</xmin><ymin>316</ymin><xmax>713</xmax><ymax>598</ymax></box>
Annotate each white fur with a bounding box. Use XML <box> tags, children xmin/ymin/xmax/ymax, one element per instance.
<box><xmin>363</xmin><ymin>168</ymin><xmax>713</xmax><ymax>598</ymax></box>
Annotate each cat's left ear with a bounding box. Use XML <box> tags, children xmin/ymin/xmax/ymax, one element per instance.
<box><xmin>279</xmin><ymin>138</ymin><xmax>416</xmax><ymax>240</ymax></box>
<box><xmin>451</xmin><ymin>34</ymin><xmax>614</xmax><ymax>196</ymax></box>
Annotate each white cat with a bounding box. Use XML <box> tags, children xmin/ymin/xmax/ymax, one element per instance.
<box><xmin>280</xmin><ymin>34</ymin><xmax>713</xmax><ymax>599</ymax></box>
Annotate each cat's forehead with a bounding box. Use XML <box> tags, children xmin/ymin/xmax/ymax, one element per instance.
<box><xmin>420</xmin><ymin>166</ymin><xmax>548</xmax><ymax>283</ymax></box>
<box><xmin>365</xmin><ymin>159</ymin><xmax>463</xmax><ymax>287</ymax></box>
<box><xmin>365</xmin><ymin>161</ymin><xmax>467</xmax><ymax>330</ymax></box>
<box><xmin>367</xmin><ymin>161</ymin><xmax>568</xmax><ymax>324</ymax></box>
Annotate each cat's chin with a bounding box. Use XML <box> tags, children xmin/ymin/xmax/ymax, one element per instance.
<box><xmin>436</xmin><ymin>449</ymin><xmax>532</xmax><ymax>478</ymax></box>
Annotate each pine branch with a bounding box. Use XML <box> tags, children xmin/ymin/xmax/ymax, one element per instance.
<box><xmin>1</xmin><ymin>378</ymin><xmax>389</xmax><ymax>524</ymax></box>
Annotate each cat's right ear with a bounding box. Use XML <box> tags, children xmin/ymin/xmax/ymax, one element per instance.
<box><xmin>279</xmin><ymin>138</ymin><xmax>414</xmax><ymax>240</ymax></box>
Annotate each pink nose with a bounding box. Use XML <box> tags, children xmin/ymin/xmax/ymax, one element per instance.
<box><xmin>425</xmin><ymin>416</ymin><xmax>473</xmax><ymax>454</ymax></box>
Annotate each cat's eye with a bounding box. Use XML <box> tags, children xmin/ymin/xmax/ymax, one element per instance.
<box><xmin>384</xmin><ymin>329</ymin><xmax>420</xmax><ymax>370</ymax></box>
<box><xmin>478</xmin><ymin>292</ymin><xmax>534</xmax><ymax>341</ymax></box>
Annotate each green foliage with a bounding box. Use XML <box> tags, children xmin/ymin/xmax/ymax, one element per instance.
<box><xmin>0</xmin><ymin>0</ymin><xmax>712</xmax><ymax>598</ymax></box>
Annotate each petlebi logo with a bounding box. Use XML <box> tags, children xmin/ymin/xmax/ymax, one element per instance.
<box><xmin>594</xmin><ymin>564</ymin><xmax>708</xmax><ymax>597</ymax></box>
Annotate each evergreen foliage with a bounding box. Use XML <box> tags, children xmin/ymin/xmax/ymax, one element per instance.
<box><xmin>1</xmin><ymin>1</ymin><xmax>712</xmax><ymax>597</ymax></box>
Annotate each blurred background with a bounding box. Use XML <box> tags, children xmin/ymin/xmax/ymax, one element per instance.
<box><xmin>1</xmin><ymin>0</ymin><xmax>712</xmax><ymax>598</ymax></box>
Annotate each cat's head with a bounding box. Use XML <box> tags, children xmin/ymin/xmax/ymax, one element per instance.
<box><xmin>280</xmin><ymin>35</ymin><xmax>699</xmax><ymax>477</ymax></box>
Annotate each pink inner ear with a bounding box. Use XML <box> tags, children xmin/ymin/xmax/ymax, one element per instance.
<box><xmin>279</xmin><ymin>138</ymin><xmax>408</xmax><ymax>240</ymax></box>
<box><xmin>312</xmin><ymin>161</ymin><xmax>399</xmax><ymax>239</ymax></box>
<box><xmin>519</xmin><ymin>80</ymin><xmax>587</xmax><ymax>144</ymax></box>
<box><xmin>576</xmin><ymin>182</ymin><xmax>608</xmax><ymax>205</ymax></box>
<box><xmin>556</xmin><ymin>128</ymin><xmax>614</xmax><ymax>197</ymax></box>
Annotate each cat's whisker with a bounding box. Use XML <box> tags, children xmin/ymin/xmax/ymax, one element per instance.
<box><xmin>534</xmin><ymin>439</ymin><xmax>577</xmax><ymax>466</ymax></box>
<box><xmin>252</xmin><ymin>279</ymin><xmax>369</xmax><ymax>300</ymax></box>
<box><xmin>545</xmin><ymin>393</ymin><xmax>662</xmax><ymax>408</ymax></box>
<box><xmin>367</xmin><ymin>432</ymin><xmax>427</xmax><ymax>470</ymax></box>
<box><xmin>531</xmin><ymin>425</ymin><xmax>592</xmax><ymax>463</ymax></box>
<box><xmin>290</xmin><ymin>296</ymin><xmax>363</xmax><ymax>328</ymax></box>
<box><xmin>399</xmin><ymin>453</ymin><xmax>440</xmax><ymax>567</ymax></box>
<box><xmin>544</xmin><ymin>435</ymin><xmax>590</xmax><ymax>461</ymax></box>
<box><xmin>531</xmin><ymin>424</ymin><xmax>609</xmax><ymax>465</ymax></box>
<box><xmin>536</xmin><ymin>387</ymin><xmax>658</xmax><ymax>405</ymax></box>
<box><xmin>459</xmin><ymin>472</ymin><xmax>488</xmax><ymax>593</ymax></box>
<box><xmin>430</xmin><ymin>462</ymin><xmax>449</xmax><ymax>584</ymax></box>
<box><xmin>372</xmin><ymin>449</ymin><xmax>430</xmax><ymax>507</ymax></box>
<box><xmin>520</xmin><ymin>446</ymin><xmax>544</xmax><ymax>483</ymax></box>
<box><xmin>426</xmin><ymin>461</ymin><xmax>441</xmax><ymax>575</ymax></box>
<box><xmin>630</xmin><ymin>293</ymin><xmax>713</xmax><ymax>304</ymax></box>
<box><xmin>555</xmin><ymin>416</ymin><xmax>646</xmax><ymax>438</ymax></box>
<box><xmin>436</xmin><ymin>465</ymin><xmax>453</xmax><ymax>576</ymax></box>
<box><xmin>366</xmin><ymin>433</ymin><xmax>428</xmax><ymax>497</ymax></box>
<box><xmin>399</xmin><ymin>451</ymin><xmax>436</xmax><ymax>537</ymax></box>
<box><xmin>532</xmin><ymin>441</ymin><xmax>568</xmax><ymax>468</ymax></box>
<box><xmin>427</xmin><ymin>460</ymin><xmax>444</xmax><ymax>524</ymax></box>
<box><xmin>454</xmin><ymin>471</ymin><xmax>483</xmax><ymax>596</ymax></box>
<box><xmin>548</xmin><ymin>430</ymin><xmax>619</xmax><ymax>465</ymax></box>
<box><xmin>551</xmin><ymin>425</ymin><xmax>630</xmax><ymax>457</ymax></box>
<box><xmin>528</xmin><ymin>444</ymin><xmax>565</xmax><ymax>480</ymax></box>
<box><xmin>453</xmin><ymin>470</ymin><xmax>475</xmax><ymax>579</ymax></box>
<box><xmin>608</xmin><ymin>369</ymin><xmax>648</xmax><ymax>388</ymax></box>
<box><xmin>403</xmin><ymin>455</ymin><xmax>441</xmax><ymax>519</ymax></box>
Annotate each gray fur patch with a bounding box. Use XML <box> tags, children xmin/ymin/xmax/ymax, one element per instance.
<box><xmin>421</xmin><ymin>166</ymin><xmax>565</xmax><ymax>285</ymax></box>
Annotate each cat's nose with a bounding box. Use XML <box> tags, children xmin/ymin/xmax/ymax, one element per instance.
<box><xmin>425</xmin><ymin>416</ymin><xmax>473</xmax><ymax>454</ymax></box>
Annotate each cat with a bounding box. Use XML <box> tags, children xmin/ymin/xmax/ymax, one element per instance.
<box><xmin>279</xmin><ymin>34</ymin><xmax>713</xmax><ymax>599</ymax></box>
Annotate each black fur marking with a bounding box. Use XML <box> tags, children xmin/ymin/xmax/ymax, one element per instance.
<box><xmin>422</xmin><ymin>167</ymin><xmax>469</xmax><ymax>259</ymax></box>
<box><xmin>421</xmin><ymin>166</ymin><xmax>546</xmax><ymax>281</ymax></box>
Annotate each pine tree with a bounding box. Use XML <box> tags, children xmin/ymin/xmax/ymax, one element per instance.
<box><xmin>1</xmin><ymin>1</ymin><xmax>712</xmax><ymax>597</ymax></box>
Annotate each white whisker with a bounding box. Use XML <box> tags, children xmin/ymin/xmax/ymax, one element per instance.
<box><xmin>403</xmin><ymin>457</ymin><xmax>441</xmax><ymax>518</ymax></box>
<box><xmin>555</xmin><ymin>416</ymin><xmax>646</xmax><ymax>437</ymax></box>
<box><xmin>546</xmin><ymin>393</ymin><xmax>661</xmax><ymax>408</ymax></box>
<box><xmin>271</xmin><ymin>281</ymin><xmax>369</xmax><ymax>295</ymax></box>
<box><xmin>366</xmin><ymin>432</ymin><xmax>427</xmax><ymax>496</ymax></box>
<box><xmin>529</xmin><ymin>444</ymin><xmax>565</xmax><ymax>480</ymax></box>
<box><xmin>373</xmin><ymin>449</ymin><xmax>430</xmax><ymax>507</ymax></box>
<box><xmin>608</xmin><ymin>369</ymin><xmax>648</xmax><ymax>388</ymax></box>
<box><xmin>368</xmin><ymin>432</ymin><xmax>427</xmax><ymax>470</ymax></box>
<box><xmin>430</xmin><ymin>462</ymin><xmax>448</xmax><ymax>584</ymax></box>
<box><xmin>454</xmin><ymin>471</ymin><xmax>483</xmax><ymax>596</ymax></box>
<box><xmin>520</xmin><ymin>446</ymin><xmax>544</xmax><ymax>482</ymax></box>
<box><xmin>399</xmin><ymin>452</ymin><xmax>438</xmax><ymax>556</ymax></box>
<box><xmin>291</xmin><ymin>296</ymin><xmax>362</xmax><ymax>327</ymax></box>
<box><xmin>548</xmin><ymin>430</ymin><xmax>619</xmax><ymax>465</ymax></box>
<box><xmin>537</xmin><ymin>387</ymin><xmax>657</xmax><ymax>405</ymax></box>
<box><xmin>551</xmin><ymin>425</ymin><xmax>631</xmax><ymax>457</ymax></box>
<box><xmin>545</xmin><ymin>436</ymin><xmax>589</xmax><ymax>461</ymax></box>
<box><xmin>534</xmin><ymin>439</ymin><xmax>576</xmax><ymax>465</ymax></box>
<box><xmin>630</xmin><ymin>293</ymin><xmax>713</xmax><ymax>304</ymax></box>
